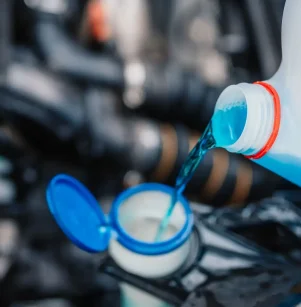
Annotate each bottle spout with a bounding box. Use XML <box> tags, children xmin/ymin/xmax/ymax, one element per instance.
<box><xmin>212</xmin><ymin>91</ymin><xmax>247</xmax><ymax>148</ymax></box>
<box><xmin>213</xmin><ymin>83</ymin><xmax>275</xmax><ymax>156</ymax></box>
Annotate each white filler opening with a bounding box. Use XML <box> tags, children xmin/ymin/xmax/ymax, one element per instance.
<box><xmin>109</xmin><ymin>189</ymin><xmax>191</xmax><ymax>307</ymax></box>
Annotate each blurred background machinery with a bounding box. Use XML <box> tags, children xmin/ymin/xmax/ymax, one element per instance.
<box><xmin>1</xmin><ymin>0</ymin><xmax>301</xmax><ymax>306</ymax></box>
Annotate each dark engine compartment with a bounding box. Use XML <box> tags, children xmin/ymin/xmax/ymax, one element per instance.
<box><xmin>1</xmin><ymin>0</ymin><xmax>301</xmax><ymax>306</ymax></box>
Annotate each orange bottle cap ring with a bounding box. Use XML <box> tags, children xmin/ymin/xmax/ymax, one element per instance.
<box><xmin>244</xmin><ymin>81</ymin><xmax>281</xmax><ymax>160</ymax></box>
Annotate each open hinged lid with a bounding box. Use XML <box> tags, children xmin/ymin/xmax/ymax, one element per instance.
<box><xmin>46</xmin><ymin>174</ymin><xmax>194</xmax><ymax>255</ymax></box>
<box><xmin>46</xmin><ymin>174</ymin><xmax>111</xmax><ymax>253</ymax></box>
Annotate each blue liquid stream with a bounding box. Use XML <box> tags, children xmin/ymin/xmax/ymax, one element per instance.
<box><xmin>154</xmin><ymin>123</ymin><xmax>216</xmax><ymax>241</ymax></box>
<box><xmin>154</xmin><ymin>102</ymin><xmax>247</xmax><ymax>242</ymax></box>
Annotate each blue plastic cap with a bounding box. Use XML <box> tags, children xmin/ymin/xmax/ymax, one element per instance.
<box><xmin>46</xmin><ymin>174</ymin><xmax>111</xmax><ymax>253</ymax></box>
<box><xmin>46</xmin><ymin>175</ymin><xmax>194</xmax><ymax>256</ymax></box>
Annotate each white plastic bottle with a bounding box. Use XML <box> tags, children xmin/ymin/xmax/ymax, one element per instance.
<box><xmin>212</xmin><ymin>0</ymin><xmax>301</xmax><ymax>187</ymax></box>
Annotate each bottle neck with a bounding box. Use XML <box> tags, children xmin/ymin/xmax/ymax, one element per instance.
<box><xmin>215</xmin><ymin>83</ymin><xmax>275</xmax><ymax>156</ymax></box>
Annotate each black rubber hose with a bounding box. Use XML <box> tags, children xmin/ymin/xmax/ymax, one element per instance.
<box><xmin>33</xmin><ymin>15</ymin><xmax>223</xmax><ymax>130</ymax></box>
<box><xmin>219</xmin><ymin>0</ymin><xmax>249</xmax><ymax>66</ymax></box>
<box><xmin>242</xmin><ymin>0</ymin><xmax>281</xmax><ymax>79</ymax></box>
<box><xmin>0</xmin><ymin>74</ymin><xmax>282</xmax><ymax>207</ymax></box>
<box><xmin>147</xmin><ymin>124</ymin><xmax>281</xmax><ymax>206</ymax></box>
<box><xmin>0</xmin><ymin>0</ymin><xmax>11</xmax><ymax>81</ymax></box>
<box><xmin>34</xmin><ymin>18</ymin><xmax>124</xmax><ymax>88</ymax></box>
<box><xmin>32</xmin><ymin>14</ymin><xmax>226</xmax><ymax>131</ymax></box>
<box><xmin>86</xmin><ymin>90</ymin><xmax>282</xmax><ymax>205</ymax></box>
<box><xmin>264</xmin><ymin>0</ymin><xmax>285</xmax><ymax>54</ymax></box>
<box><xmin>130</xmin><ymin>63</ymin><xmax>222</xmax><ymax>130</ymax></box>
<box><xmin>0</xmin><ymin>61</ymin><xmax>84</xmax><ymax>142</ymax></box>
<box><xmin>0</xmin><ymin>61</ymin><xmax>87</xmax><ymax>160</ymax></box>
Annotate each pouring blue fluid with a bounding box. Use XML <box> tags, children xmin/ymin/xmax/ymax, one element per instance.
<box><xmin>154</xmin><ymin>101</ymin><xmax>247</xmax><ymax>242</ymax></box>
